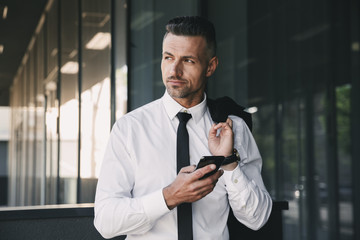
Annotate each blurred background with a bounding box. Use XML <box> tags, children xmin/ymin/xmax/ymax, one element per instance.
<box><xmin>0</xmin><ymin>0</ymin><xmax>359</xmax><ymax>240</ymax></box>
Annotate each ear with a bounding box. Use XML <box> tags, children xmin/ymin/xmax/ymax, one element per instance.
<box><xmin>206</xmin><ymin>56</ymin><xmax>219</xmax><ymax>77</ymax></box>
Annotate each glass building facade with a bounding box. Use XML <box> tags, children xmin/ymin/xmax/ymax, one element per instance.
<box><xmin>5</xmin><ymin>0</ymin><xmax>360</xmax><ymax>240</ymax></box>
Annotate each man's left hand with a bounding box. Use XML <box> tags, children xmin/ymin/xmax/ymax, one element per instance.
<box><xmin>208</xmin><ymin>118</ymin><xmax>238</xmax><ymax>171</ymax></box>
<box><xmin>208</xmin><ymin>118</ymin><xmax>234</xmax><ymax>157</ymax></box>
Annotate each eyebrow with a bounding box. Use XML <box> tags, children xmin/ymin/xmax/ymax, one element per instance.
<box><xmin>163</xmin><ymin>51</ymin><xmax>198</xmax><ymax>60</ymax></box>
<box><xmin>163</xmin><ymin>51</ymin><xmax>174</xmax><ymax>56</ymax></box>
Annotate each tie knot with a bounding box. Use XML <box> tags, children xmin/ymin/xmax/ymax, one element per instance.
<box><xmin>177</xmin><ymin>112</ymin><xmax>192</xmax><ymax>123</ymax></box>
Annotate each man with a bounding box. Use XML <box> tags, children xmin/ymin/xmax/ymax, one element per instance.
<box><xmin>94</xmin><ymin>16</ymin><xmax>272</xmax><ymax>239</ymax></box>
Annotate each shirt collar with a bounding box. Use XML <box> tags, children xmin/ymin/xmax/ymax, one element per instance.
<box><xmin>162</xmin><ymin>90</ymin><xmax>207</xmax><ymax>124</ymax></box>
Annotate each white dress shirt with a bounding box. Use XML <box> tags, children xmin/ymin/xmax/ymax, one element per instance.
<box><xmin>94</xmin><ymin>91</ymin><xmax>272</xmax><ymax>239</ymax></box>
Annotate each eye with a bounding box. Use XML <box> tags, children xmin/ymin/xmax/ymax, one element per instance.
<box><xmin>164</xmin><ymin>56</ymin><xmax>172</xmax><ymax>60</ymax></box>
<box><xmin>184</xmin><ymin>59</ymin><xmax>195</xmax><ymax>63</ymax></box>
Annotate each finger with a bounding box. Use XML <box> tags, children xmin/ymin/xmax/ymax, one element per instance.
<box><xmin>213</xmin><ymin>122</ymin><xmax>225</xmax><ymax>131</ymax></box>
<box><xmin>206</xmin><ymin>168</ymin><xmax>224</xmax><ymax>182</ymax></box>
<box><xmin>179</xmin><ymin>165</ymin><xmax>196</xmax><ymax>173</ymax></box>
<box><xmin>208</xmin><ymin>123</ymin><xmax>217</xmax><ymax>137</ymax></box>
<box><xmin>213</xmin><ymin>121</ymin><xmax>232</xmax><ymax>130</ymax></box>
<box><xmin>213</xmin><ymin>122</ymin><xmax>223</xmax><ymax>129</ymax></box>
<box><xmin>192</xmin><ymin>170</ymin><xmax>223</xmax><ymax>194</ymax></box>
<box><xmin>188</xmin><ymin>179</ymin><xmax>215</xmax><ymax>198</ymax></box>
<box><xmin>185</xmin><ymin>169</ymin><xmax>224</xmax><ymax>201</ymax></box>
<box><xmin>226</xmin><ymin>118</ymin><xmax>233</xmax><ymax>128</ymax></box>
<box><xmin>192</xmin><ymin>166</ymin><xmax>224</xmax><ymax>183</ymax></box>
<box><xmin>214</xmin><ymin>123</ymin><xmax>232</xmax><ymax>135</ymax></box>
<box><xmin>191</xmin><ymin>164</ymin><xmax>217</xmax><ymax>180</ymax></box>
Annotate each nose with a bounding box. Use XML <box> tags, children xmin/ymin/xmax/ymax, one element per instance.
<box><xmin>169</xmin><ymin>60</ymin><xmax>183</xmax><ymax>77</ymax></box>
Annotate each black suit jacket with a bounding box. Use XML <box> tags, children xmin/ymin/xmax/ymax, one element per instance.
<box><xmin>207</xmin><ymin>96</ymin><xmax>252</xmax><ymax>131</ymax></box>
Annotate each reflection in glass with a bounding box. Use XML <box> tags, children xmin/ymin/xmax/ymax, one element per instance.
<box><xmin>80</xmin><ymin>78</ymin><xmax>110</xmax><ymax>178</ymax></box>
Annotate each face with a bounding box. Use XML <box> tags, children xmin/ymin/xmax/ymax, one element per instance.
<box><xmin>161</xmin><ymin>33</ymin><xmax>218</xmax><ymax>108</ymax></box>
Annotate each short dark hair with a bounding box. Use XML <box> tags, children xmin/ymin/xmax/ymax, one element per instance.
<box><xmin>164</xmin><ymin>16</ymin><xmax>217</xmax><ymax>58</ymax></box>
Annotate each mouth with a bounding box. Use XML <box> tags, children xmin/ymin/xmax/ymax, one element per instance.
<box><xmin>166</xmin><ymin>78</ymin><xmax>187</xmax><ymax>87</ymax></box>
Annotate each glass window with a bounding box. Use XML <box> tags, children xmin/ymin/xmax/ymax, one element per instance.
<box><xmin>35</xmin><ymin>26</ymin><xmax>46</xmax><ymax>206</ymax></box>
<box><xmin>80</xmin><ymin>0</ymin><xmax>111</xmax><ymax>203</ymax></box>
<box><xmin>26</xmin><ymin>47</ymin><xmax>36</xmax><ymax>205</ymax></box>
<box><xmin>46</xmin><ymin>0</ymin><xmax>59</xmax><ymax>77</ymax></box>
<box><xmin>23</xmin><ymin>57</ymin><xmax>31</xmax><ymax>206</ymax></box>
<box><xmin>114</xmin><ymin>0</ymin><xmax>128</xmax><ymax>120</ymax></box>
<box><xmin>207</xmin><ymin>0</ymin><xmax>249</xmax><ymax>104</ymax></box>
<box><xmin>59</xmin><ymin>0</ymin><xmax>79</xmax><ymax>204</ymax></box>
<box><xmin>206</xmin><ymin>1</ymin><xmax>355</xmax><ymax>240</ymax></box>
<box><xmin>19</xmin><ymin>68</ymin><xmax>26</xmax><ymax>206</ymax></box>
<box><xmin>44</xmin><ymin>0</ymin><xmax>59</xmax><ymax>205</ymax></box>
<box><xmin>0</xmin><ymin>106</ymin><xmax>10</xmax><ymax>206</ymax></box>
<box><xmin>336</xmin><ymin>84</ymin><xmax>352</xmax><ymax>239</ymax></box>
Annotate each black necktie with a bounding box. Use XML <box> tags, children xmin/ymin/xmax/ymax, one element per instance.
<box><xmin>176</xmin><ymin>112</ymin><xmax>193</xmax><ymax>240</ymax></box>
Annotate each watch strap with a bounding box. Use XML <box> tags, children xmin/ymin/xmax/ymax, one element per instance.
<box><xmin>222</xmin><ymin>149</ymin><xmax>240</xmax><ymax>165</ymax></box>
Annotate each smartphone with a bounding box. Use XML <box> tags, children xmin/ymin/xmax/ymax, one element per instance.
<box><xmin>195</xmin><ymin>156</ymin><xmax>225</xmax><ymax>179</ymax></box>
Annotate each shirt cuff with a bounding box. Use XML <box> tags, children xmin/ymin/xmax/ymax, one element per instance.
<box><xmin>222</xmin><ymin>164</ymin><xmax>252</xmax><ymax>209</ymax></box>
<box><xmin>141</xmin><ymin>189</ymin><xmax>171</xmax><ymax>221</ymax></box>
<box><xmin>222</xmin><ymin>164</ymin><xmax>249</xmax><ymax>192</ymax></box>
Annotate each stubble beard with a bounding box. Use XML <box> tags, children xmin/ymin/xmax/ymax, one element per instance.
<box><xmin>166</xmin><ymin>85</ymin><xmax>191</xmax><ymax>99</ymax></box>
<box><xmin>164</xmin><ymin>75</ymin><xmax>207</xmax><ymax>104</ymax></box>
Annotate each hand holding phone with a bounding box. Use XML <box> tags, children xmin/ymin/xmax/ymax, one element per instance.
<box><xmin>195</xmin><ymin>156</ymin><xmax>225</xmax><ymax>179</ymax></box>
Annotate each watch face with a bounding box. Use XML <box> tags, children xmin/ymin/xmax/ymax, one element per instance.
<box><xmin>234</xmin><ymin>149</ymin><xmax>240</xmax><ymax>161</ymax></box>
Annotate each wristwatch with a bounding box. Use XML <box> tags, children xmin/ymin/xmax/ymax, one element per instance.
<box><xmin>222</xmin><ymin>148</ymin><xmax>240</xmax><ymax>165</ymax></box>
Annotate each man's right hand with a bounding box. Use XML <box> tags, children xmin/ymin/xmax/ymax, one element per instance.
<box><xmin>162</xmin><ymin>164</ymin><xmax>224</xmax><ymax>210</ymax></box>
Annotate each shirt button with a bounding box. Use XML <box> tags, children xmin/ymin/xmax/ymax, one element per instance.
<box><xmin>233</xmin><ymin>179</ymin><xmax>238</xmax><ymax>184</ymax></box>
